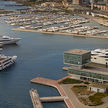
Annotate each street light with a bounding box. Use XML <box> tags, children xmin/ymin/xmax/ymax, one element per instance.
<box><xmin>90</xmin><ymin>0</ymin><xmax>94</xmax><ymax>10</ymax></box>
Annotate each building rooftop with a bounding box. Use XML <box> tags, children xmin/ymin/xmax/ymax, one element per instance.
<box><xmin>64</xmin><ymin>49</ymin><xmax>90</xmax><ymax>55</ymax></box>
<box><xmin>89</xmin><ymin>83</ymin><xmax>108</xmax><ymax>89</ymax></box>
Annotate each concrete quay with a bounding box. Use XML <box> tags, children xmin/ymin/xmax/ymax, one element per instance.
<box><xmin>40</xmin><ymin>96</ymin><xmax>66</xmax><ymax>102</ymax></box>
<box><xmin>30</xmin><ymin>89</ymin><xmax>43</xmax><ymax>108</ymax></box>
<box><xmin>31</xmin><ymin>76</ymin><xmax>74</xmax><ymax>108</ymax></box>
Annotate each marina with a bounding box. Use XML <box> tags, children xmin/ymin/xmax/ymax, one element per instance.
<box><xmin>13</xmin><ymin>27</ymin><xmax>108</xmax><ymax>39</ymax></box>
<box><xmin>0</xmin><ymin>1</ymin><xmax>108</xmax><ymax>108</ymax></box>
<box><xmin>4</xmin><ymin>12</ymin><xmax>108</xmax><ymax>38</ymax></box>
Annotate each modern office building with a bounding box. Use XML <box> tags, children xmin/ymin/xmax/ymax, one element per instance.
<box><xmin>64</xmin><ymin>49</ymin><xmax>91</xmax><ymax>67</ymax></box>
<box><xmin>68</xmin><ymin>66</ymin><xmax>108</xmax><ymax>84</ymax></box>
<box><xmin>64</xmin><ymin>49</ymin><xmax>108</xmax><ymax>84</ymax></box>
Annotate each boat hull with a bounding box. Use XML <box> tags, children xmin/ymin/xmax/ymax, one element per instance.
<box><xmin>0</xmin><ymin>38</ymin><xmax>21</xmax><ymax>45</ymax></box>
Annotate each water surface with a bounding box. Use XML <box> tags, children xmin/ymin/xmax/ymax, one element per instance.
<box><xmin>0</xmin><ymin>1</ymin><xmax>108</xmax><ymax>108</ymax></box>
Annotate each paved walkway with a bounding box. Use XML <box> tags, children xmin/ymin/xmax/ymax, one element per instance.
<box><xmin>31</xmin><ymin>76</ymin><xmax>108</xmax><ymax>108</ymax></box>
<box><xmin>61</xmin><ymin>84</ymin><xmax>108</xmax><ymax>108</ymax></box>
<box><xmin>57</xmin><ymin>75</ymin><xmax>72</xmax><ymax>83</ymax></box>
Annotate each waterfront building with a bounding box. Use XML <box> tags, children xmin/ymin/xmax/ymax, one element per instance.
<box><xmin>64</xmin><ymin>49</ymin><xmax>108</xmax><ymax>84</ymax></box>
<box><xmin>64</xmin><ymin>49</ymin><xmax>91</xmax><ymax>68</ymax></box>
<box><xmin>89</xmin><ymin>83</ymin><xmax>108</xmax><ymax>93</ymax></box>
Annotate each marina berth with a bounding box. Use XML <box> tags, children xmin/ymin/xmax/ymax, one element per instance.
<box><xmin>0</xmin><ymin>54</ymin><xmax>17</xmax><ymax>70</ymax></box>
<box><xmin>4</xmin><ymin>9</ymin><xmax>108</xmax><ymax>39</ymax></box>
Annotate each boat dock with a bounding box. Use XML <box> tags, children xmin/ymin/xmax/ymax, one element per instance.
<box><xmin>30</xmin><ymin>76</ymin><xmax>74</xmax><ymax>108</ymax></box>
<box><xmin>30</xmin><ymin>89</ymin><xmax>66</xmax><ymax>108</ymax></box>
<box><xmin>30</xmin><ymin>89</ymin><xmax>43</xmax><ymax>108</ymax></box>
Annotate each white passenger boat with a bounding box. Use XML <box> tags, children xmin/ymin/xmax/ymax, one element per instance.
<box><xmin>0</xmin><ymin>55</ymin><xmax>17</xmax><ymax>70</ymax></box>
<box><xmin>0</xmin><ymin>36</ymin><xmax>21</xmax><ymax>45</ymax></box>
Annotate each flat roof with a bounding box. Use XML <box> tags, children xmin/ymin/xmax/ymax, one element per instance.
<box><xmin>64</xmin><ymin>49</ymin><xmax>90</xmax><ymax>55</ymax></box>
<box><xmin>89</xmin><ymin>83</ymin><xmax>108</xmax><ymax>89</ymax></box>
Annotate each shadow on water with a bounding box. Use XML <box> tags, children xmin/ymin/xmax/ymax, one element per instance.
<box><xmin>31</xmin><ymin>83</ymin><xmax>60</xmax><ymax>97</ymax></box>
<box><xmin>2</xmin><ymin>44</ymin><xmax>21</xmax><ymax>53</ymax></box>
<box><xmin>0</xmin><ymin>63</ymin><xmax>17</xmax><ymax>73</ymax></box>
<box><xmin>3</xmin><ymin>43</ymin><xmax>20</xmax><ymax>49</ymax></box>
<box><xmin>43</xmin><ymin>101</ymin><xmax>67</xmax><ymax>108</ymax></box>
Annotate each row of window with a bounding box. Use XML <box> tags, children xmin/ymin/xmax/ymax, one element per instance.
<box><xmin>69</xmin><ymin>69</ymin><xmax>108</xmax><ymax>80</ymax></box>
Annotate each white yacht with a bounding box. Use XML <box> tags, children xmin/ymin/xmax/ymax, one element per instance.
<box><xmin>91</xmin><ymin>49</ymin><xmax>108</xmax><ymax>65</ymax></box>
<box><xmin>0</xmin><ymin>35</ymin><xmax>21</xmax><ymax>45</ymax></box>
<box><xmin>0</xmin><ymin>55</ymin><xmax>17</xmax><ymax>70</ymax></box>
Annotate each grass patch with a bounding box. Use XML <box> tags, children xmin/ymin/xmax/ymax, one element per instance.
<box><xmin>72</xmin><ymin>84</ymin><xmax>108</xmax><ymax>106</ymax></box>
<box><xmin>84</xmin><ymin>81</ymin><xmax>90</xmax><ymax>85</ymax></box>
<box><xmin>59</xmin><ymin>78</ymin><xmax>83</xmax><ymax>84</ymax></box>
<box><xmin>72</xmin><ymin>85</ymin><xmax>94</xmax><ymax>105</ymax></box>
<box><xmin>72</xmin><ymin>85</ymin><xmax>92</xmax><ymax>96</ymax></box>
<box><xmin>73</xmin><ymin>85</ymin><xmax>87</xmax><ymax>88</ymax></box>
<box><xmin>89</xmin><ymin>92</ymin><xmax>108</xmax><ymax>106</ymax></box>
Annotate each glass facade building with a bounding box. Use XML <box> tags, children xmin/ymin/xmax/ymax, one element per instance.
<box><xmin>68</xmin><ymin>68</ymin><xmax>108</xmax><ymax>81</ymax></box>
<box><xmin>64</xmin><ymin>49</ymin><xmax>108</xmax><ymax>83</ymax></box>
<box><xmin>64</xmin><ymin>49</ymin><xmax>91</xmax><ymax>66</ymax></box>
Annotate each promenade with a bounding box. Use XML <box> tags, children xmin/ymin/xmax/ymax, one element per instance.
<box><xmin>30</xmin><ymin>75</ymin><xmax>108</xmax><ymax>108</ymax></box>
<box><xmin>62</xmin><ymin>84</ymin><xmax>108</xmax><ymax>108</ymax></box>
<box><xmin>31</xmin><ymin>75</ymin><xmax>74</xmax><ymax>108</ymax></box>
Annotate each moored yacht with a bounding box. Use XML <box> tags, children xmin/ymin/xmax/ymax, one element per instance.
<box><xmin>91</xmin><ymin>49</ymin><xmax>108</xmax><ymax>65</ymax></box>
<box><xmin>0</xmin><ymin>54</ymin><xmax>17</xmax><ymax>70</ymax></box>
<box><xmin>0</xmin><ymin>35</ymin><xmax>21</xmax><ymax>45</ymax></box>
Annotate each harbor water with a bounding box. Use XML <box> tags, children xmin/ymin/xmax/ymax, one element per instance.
<box><xmin>0</xmin><ymin>1</ymin><xmax>108</xmax><ymax>108</ymax></box>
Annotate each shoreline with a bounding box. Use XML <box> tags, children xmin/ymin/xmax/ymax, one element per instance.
<box><xmin>12</xmin><ymin>28</ymin><xmax>108</xmax><ymax>39</ymax></box>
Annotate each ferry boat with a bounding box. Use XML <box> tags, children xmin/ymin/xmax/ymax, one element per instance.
<box><xmin>91</xmin><ymin>49</ymin><xmax>108</xmax><ymax>65</ymax></box>
<box><xmin>0</xmin><ymin>35</ymin><xmax>21</xmax><ymax>45</ymax></box>
<box><xmin>0</xmin><ymin>55</ymin><xmax>17</xmax><ymax>70</ymax></box>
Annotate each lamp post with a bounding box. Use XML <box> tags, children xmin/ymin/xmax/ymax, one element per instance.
<box><xmin>90</xmin><ymin>0</ymin><xmax>94</xmax><ymax>10</ymax></box>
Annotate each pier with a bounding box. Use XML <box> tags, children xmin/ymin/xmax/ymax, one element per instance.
<box><xmin>30</xmin><ymin>89</ymin><xmax>43</xmax><ymax>108</ymax></box>
<box><xmin>40</xmin><ymin>96</ymin><xmax>66</xmax><ymax>102</ymax></box>
<box><xmin>31</xmin><ymin>76</ymin><xmax>74</xmax><ymax>108</ymax></box>
<box><xmin>30</xmin><ymin>89</ymin><xmax>66</xmax><ymax>108</ymax></box>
